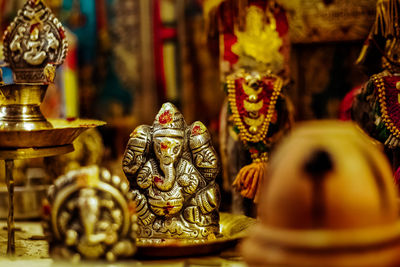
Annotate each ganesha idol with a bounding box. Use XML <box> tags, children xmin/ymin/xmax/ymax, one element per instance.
<box><xmin>122</xmin><ymin>103</ymin><xmax>221</xmax><ymax>240</ymax></box>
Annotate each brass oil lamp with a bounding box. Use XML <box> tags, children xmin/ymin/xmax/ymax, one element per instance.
<box><xmin>0</xmin><ymin>0</ymin><xmax>104</xmax><ymax>255</ymax></box>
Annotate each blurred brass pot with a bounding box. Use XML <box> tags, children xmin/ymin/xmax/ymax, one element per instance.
<box><xmin>242</xmin><ymin>120</ymin><xmax>400</xmax><ymax>267</ymax></box>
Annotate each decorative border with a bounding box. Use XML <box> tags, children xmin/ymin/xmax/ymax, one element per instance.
<box><xmin>2</xmin><ymin>0</ymin><xmax>68</xmax><ymax>83</ymax></box>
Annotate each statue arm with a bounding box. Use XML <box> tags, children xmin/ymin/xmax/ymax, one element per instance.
<box><xmin>136</xmin><ymin>165</ymin><xmax>152</xmax><ymax>189</ymax></box>
<box><xmin>178</xmin><ymin>174</ymin><xmax>199</xmax><ymax>195</ymax></box>
<box><xmin>194</xmin><ymin>147</ymin><xmax>218</xmax><ymax>169</ymax></box>
<box><xmin>189</xmin><ymin>121</ymin><xmax>219</xmax><ymax>180</ymax></box>
<box><xmin>177</xmin><ymin>161</ymin><xmax>200</xmax><ymax>194</ymax></box>
<box><xmin>132</xmin><ymin>190</ymin><xmax>155</xmax><ymax>225</ymax></box>
<box><xmin>122</xmin><ymin>125</ymin><xmax>151</xmax><ymax>179</ymax></box>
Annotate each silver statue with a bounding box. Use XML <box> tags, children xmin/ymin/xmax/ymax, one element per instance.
<box><xmin>43</xmin><ymin>166</ymin><xmax>138</xmax><ymax>261</ymax></box>
<box><xmin>123</xmin><ymin>103</ymin><xmax>220</xmax><ymax>240</ymax></box>
<box><xmin>2</xmin><ymin>0</ymin><xmax>68</xmax><ymax>83</ymax></box>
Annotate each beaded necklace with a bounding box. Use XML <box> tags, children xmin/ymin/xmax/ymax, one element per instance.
<box><xmin>373</xmin><ymin>72</ymin><xmax>400</xmax><ymax>139</ymax></box>
<box><xmin>226</xmin><ymin>70</ymin><xmax>282</xmax><ymax>146</ymax></box>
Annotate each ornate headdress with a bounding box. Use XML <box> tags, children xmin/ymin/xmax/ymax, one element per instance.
<box><xmin>152</xmin><ymin>103</ymin><xmax>186</xmax><ymax>137</ymax></box>
<box><xmin>357</xmin><ymin>0</ymin><xmax>400</xmax><ymax>74</ymax></box>
<box><xmin>2</xmin><ymin>0</ymin><xmax>68</xmax><ymax>84</ymax></box>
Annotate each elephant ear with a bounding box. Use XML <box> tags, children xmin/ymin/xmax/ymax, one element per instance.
<box><xmin>188</xmin><ymin>121</ymin><xmax>219</xmax><ymax>181</ymax></box>
<box><xmin>122</xmin><ymin>125</ymin><xmax>152</xmax><ymax>180</ymax></box>
<box><xmin>189</xmin><ymin>121</ymin><xmax>210</xmax><ymax>148</ymax></box>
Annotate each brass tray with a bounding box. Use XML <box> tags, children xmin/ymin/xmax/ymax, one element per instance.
<box><xmin>0</xmin><ymin>119</ymin><xmax>105</xmax><ymax>148</ymax></box>
<box><xmin>136</xmin><ymin>212</ymin><xmax>256</xmax><ymax>258</ymax></box>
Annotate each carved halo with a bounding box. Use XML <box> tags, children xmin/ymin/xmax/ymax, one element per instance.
<box><xmin>2</xmin><ymin>0</ymin><xmax>68</xmax><ymax>83</ymax></box>
<box><xmin>44</xmin><ymin>166</ymin><xmax>137</xmax><ymax>259</ymax></box>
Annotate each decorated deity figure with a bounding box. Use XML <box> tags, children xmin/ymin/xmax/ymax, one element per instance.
<box><xmin>352</xmin><ymin>0</ymin><xmax>400</xmax><ymax>187</ymax></box>
<box><xmin>123</xmin><ymin>103</ymin><xmax>220</xmax><ymax>240</ymax></box>
<box><xmin>24</xmin><ymin>24</ymin><xmax>47</xmax><ymax>65</ymax></box>
<box><xmin>206</xmin><ymin>0</ymin><xmax>292</xmax><ymax>214</ymax></box>
<box><xmin>2</xmin><ymin>0</ymin><xmax>68</xmax><ymax>83</ymax></box>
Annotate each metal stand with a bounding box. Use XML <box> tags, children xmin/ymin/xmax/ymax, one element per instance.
<box><xmin>5</xmin><ymin>159</ymin><xmax>14</xmax><ymax>255</ymax></box>
<box><xmin>0</xmin><ymin>144</ymin><xmax>74</xmax><ymax>255</ymax></box>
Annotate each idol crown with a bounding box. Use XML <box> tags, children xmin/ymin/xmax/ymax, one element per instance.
<box><xmin>2</xmin><ymin>0</ymin><xmax>68</xmax><ymax>84</ymax></box>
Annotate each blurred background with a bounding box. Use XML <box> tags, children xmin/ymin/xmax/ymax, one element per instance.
<box><xmin>0</xmin><ymin>0</ymin><xmax>377</xmax><ymax>215</ymax></box>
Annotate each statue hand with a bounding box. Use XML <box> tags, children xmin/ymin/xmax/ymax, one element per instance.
<box><xmin>65</xmin><ymin>229</ymin><xmax>78</xmax><ymax>246</ymax></box>
<box><xmin>122</xmin><ymin>125</ymin><xmax>151</xmax><ymax>177</ymax></box>
<box><xmin>195</xmin><ymin>154</ymin><xmax>204</xmax><ymax>166</ymax></box>
<box><xmin>137</xmin><ymin>166</ymin><xmax>152</xmax><ymax>189</ymax></box>
<box><xmin>179</xmin><ymin>174</ymin><xmax>199</xmax><ymax>195</ymax></box>
<box><xmin>178</xmin><ymin>174</ymin><xmax>190</xmax><ymax>187</ymax></box>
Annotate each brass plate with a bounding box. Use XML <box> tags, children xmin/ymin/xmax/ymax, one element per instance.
<box><xmin>0</xmin><ymin>144</ymin><xmax>73</xmax><ymax>160</ymax></box>
<box><xmin>0</xmin><ymin>119</ymin><xmax>105</xmax><ymax>148</ymax></box>
<box><xmin>136</xmin><ymin>212</ymin><xmax>256</xmax><ymax>258</ymax></box>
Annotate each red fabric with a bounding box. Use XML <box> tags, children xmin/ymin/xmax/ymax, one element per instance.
<box><xmin>161</xmin><ymin>28</ymin><xmax>177</xmax><ymax>39</ymax></box>
<box><xmin>66</xmin><ymin>40</ymin><xmax>77</xmax><ymax>70</ymax></box>
<box><xmin>274</xmin><ymin>7</ymin><xmax>289</xmax><ymax>37</ymax></box>
<box><xmin>250</xmin><ymin>2</ymin><xmax>289</xmax><ymax>37</ymax></box>
<box><xmin>219</xmin><ymin>2</ymin><xmax>289</xmax><ymax>70</ymax></box>
<box><xmin>223</xmin><ymin>34</ymin><xmax>239</xmax><ymax>65</ymax></box>
<box><xmin>95</xmin><ymin>0</ymin><xmax>108</xmax><ymax>31</ymax></box>
<box><xmin>234</xmin><ymin>77</ymin><xmax>275</xmax><ymax>132</ymax></box>
<box><xmin>381</xmin><ymin>76</ymin><xmax>400</xmax><ymax>129</ymax></box>
<box><xmin>339</xmin><ymin>85</ymin><xmax>362</xmax><ymax>121</ymax></box>
<box><xmin>153</xmin><ymin>0</ymin><xmax>167</xmax><ymax>101</ymax></box>
<box><xmin>394</xmin><ymin>166</ymin><xmax>400</xmax><ymax>193</ymax></box>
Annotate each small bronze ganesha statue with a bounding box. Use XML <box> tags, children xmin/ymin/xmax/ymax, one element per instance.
<box><xmin>123</xmin><ymin>102</ymin><xmax>221</xmax><ymax>240</ymax></box>
<box><xmin>43</xmin><ymin>166</ymin><xmax>138</xmax><ymax>261</ymax></box>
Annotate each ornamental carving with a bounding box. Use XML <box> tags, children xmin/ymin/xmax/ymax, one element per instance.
<box><xmin>2</xmin><ymin>0</ymin><xmax>67</xmax><ymax>83</ymax></box>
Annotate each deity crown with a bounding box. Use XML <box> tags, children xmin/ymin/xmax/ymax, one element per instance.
<box><xmin>153</xmin><ymin>103</ymin><xmax>186</xmax><ymax>137</ymax></box>
<box><xmin>2</xmin><ymin>0</ymin><xmax>68</xmax><ymax>84</ymax></box>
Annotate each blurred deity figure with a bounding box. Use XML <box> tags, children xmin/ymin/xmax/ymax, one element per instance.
<box><xmin>352</xmin><ymin>0</ymin><xmax>400</xmax><ymax>189</ymax></box>
<box><xmin>206</xmin><ymin>0</ymin><xmax>293</xmax><ymax>214</ymax></box>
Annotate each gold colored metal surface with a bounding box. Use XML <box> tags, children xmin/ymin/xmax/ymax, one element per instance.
<box><xmin>5</xmin><ymin>160</ymin><xmax>15</xmax><ymax>255</ymax></box>
<box><xmin>0</xmin><ymin>185</ymin><xmax>49</xmax><ymax>219</ymax></box>
<box><xmin>123</xmin><ymin>103</ymin><xmax>220</xmax><ymax>240</ymax></box>
<box><xmin>44</xmin><ymin>128</ymin><xmax>105</xmax><ymax>179</ymax></box>
<box><xmin>136</xmin><ymin>212</ymin><xmax>256</xmax><ymax>258</ymax></box>
<box><xmin>0</xmin><ymin>84</ymin><xmax>47</xmax><ymax>105</ymax></box>
<box><xmin>0</xmin><ymin>0</ymin><xmax>103</xmax><ymax>257</ymax></box>
<box><xmin>0</xmin><ymin>84</ymin><xmax>51</xmax><ymax>130</ymax></box>
<box><xmin>0</xmin><ymin>119</ymin><xmax>105</xmax><ymax>148</ymax></box>
<box><xmin>44</xmin><ymin>166</ymin><xmax>138</xmax><ymax>261</ymax></box>
<box><xmin>0</xmin><ymin>144</ymin><xmax>73</xmax><ymax>160</ymax></box>
<box><xmin>279</xmin><ymin>0</ymin><xmax>376</xmax><ymax>43</ymax></box>
<box><xmin>241</xmin><ymin>121</ymin><xmax>400</xmax><ymax>267</ymax></box>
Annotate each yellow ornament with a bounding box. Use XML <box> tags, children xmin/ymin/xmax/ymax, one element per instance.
<box><xmin>232</xmin><ymin>6</ymin><xmax>283</xmax><ymax>71</ymax></box>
